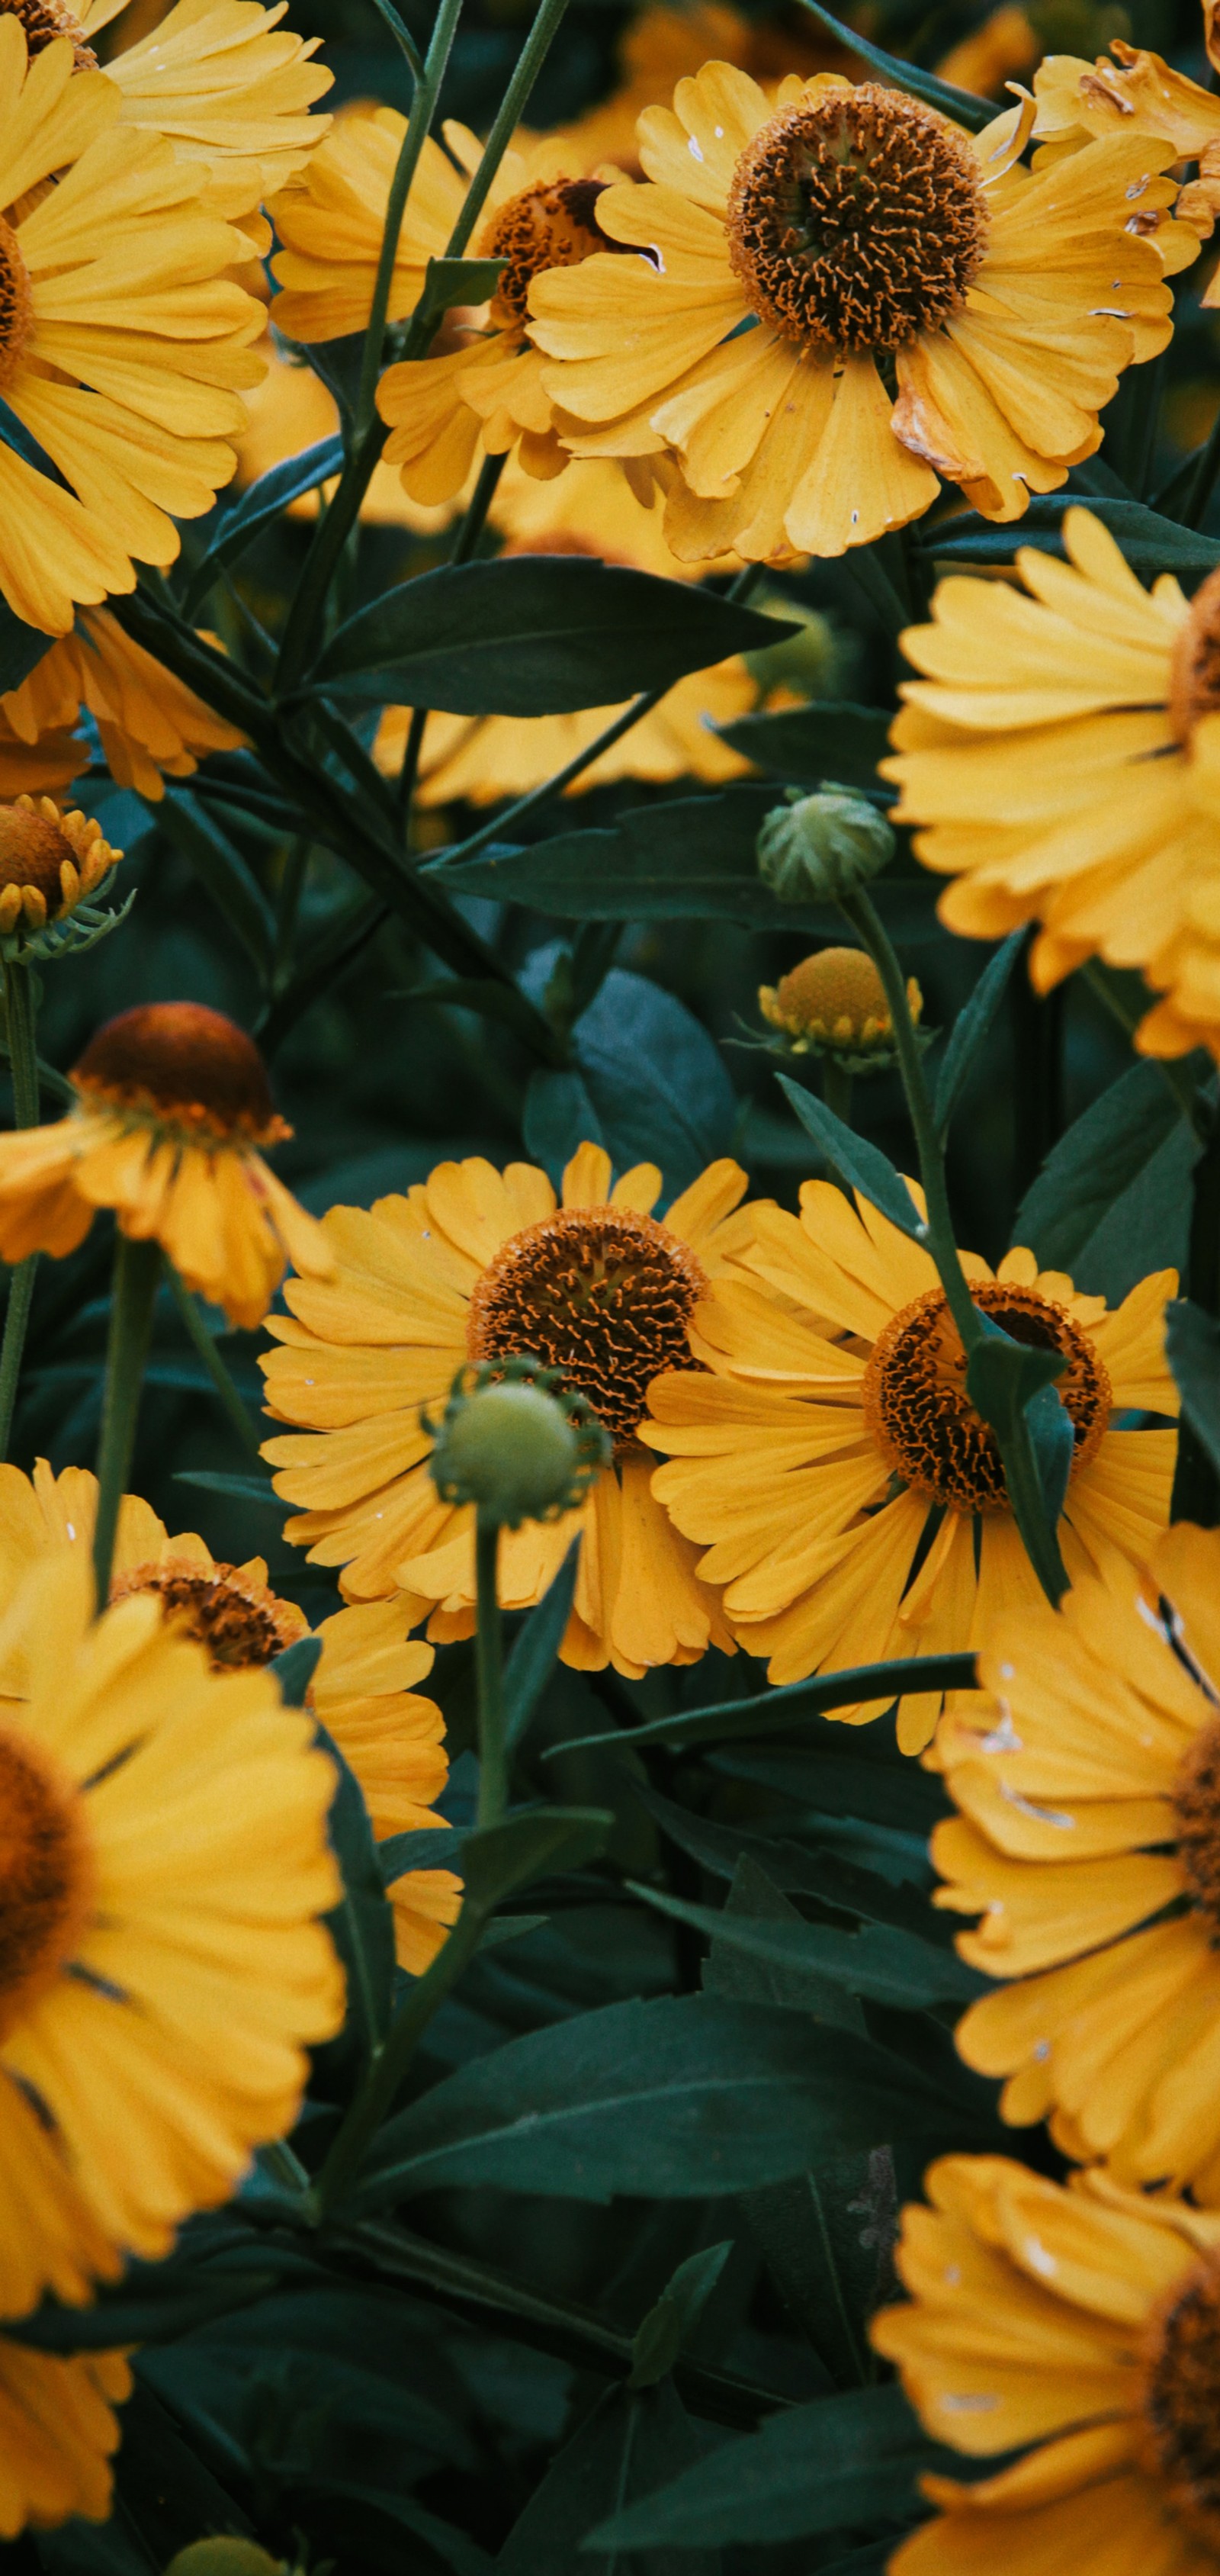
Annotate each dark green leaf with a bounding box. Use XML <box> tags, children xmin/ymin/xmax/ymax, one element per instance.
<box><xmin>501</xmin><ymin>2381</ymin><xmax>716</xmax><ymax>2576</ymax></box>
<box><xmin>415</xmin><ymin>254</ymin><xmax>507</xmax><ymax>329</ymax></box>
<box><xmin>8</xmin><ymin>2263</ymin><xmax>278</xmax><ymax>2354</ymax></box>
<box><xmin>378</xmin><ymin>1822</ymin><xmax>466</xmax><ymax>1884</ymax></box>
<box><xmin>928</xmin><ymin>494</ymin><xmax>1220</xmax><ymax>574</ymax></box>
<box><xmin>966</xmin><ymin>1324</ymin><xmax>1073</xmax><ymax>1533</ymax></box>
<box><xmin>307</xmin><ymin>561</ymin><xmax>791</xmax><ymax>714</ymax></box>
<box><xmin>402</xmin><ymin>976</ymin><xmax>563</xmax><ymax>1053</ymax></box>
<box><xmin>567</xmin><ymin>966</ymin><xmax>737</xmax><ymax>1190</ymax></box>
<box><xmin>0</xmin><ymin>391</ymin><xmax>72</xmax><ymax>489</ymax></box>
<box><xmin>933</xmin><ymin>932</ymin><xmax>1025</xmax><ymax>1140</ymax></box>
<box><xmin>524</xmin><ymin>1066</ymin><xmax>605</xmax><ymax>1170</ymax></box>
<box><xmin>775</xmin><ymin>1076</ymin><xmax>924</xmax><ymax>1238</ymax></box>
<box><xmin>547</xmin><ymin>1651</ymin><xmax>978</xmax><ymax>1759</ymax></box>
<box><xmin>0</xmin><ymin>594</ymin><xmax>52</xmax><ymax>693</ymax></box>
<box><xmin>1014</xmin><ymin>1060</ymin><xmax>1199</xmax><ymax>1301</ymax></box>
<box><xmin>273</xmin><ymin>1635</ymin><xmax>323</xmax><ymax>1706</ymax></box>
<box><xmin>629</xmin><ymin>2242</ymin><xmax>734</xmax><ymax>2389</ymax></box>
<box><xmin>173</xmin><ymin>1469</ymin><xmax>281</xmax><ymax>1506</ymax></box>
<box><xmin>460</xmin><ymin>1804</ymin><xmax>614</xmax><ymax>1912</ymax></box>
<box><xmin>793</xmin><ymin>0</ymin><xmax>992</xmax><ymax>124</ymax></box>
<box><xmin>632</xmin><ymin>1883</ymin><xmax>982</xmax><ymax>2008</ymax></box>
<box><xmin>1167</xmin><ymin>1299</ymin><xmax>1220</xmax><ymax>1476</ymax></box>
<box><xmin>714</xmin><ymin>701</ymin><xmax>894</xmax><ymax>791</ymax></box>
<box><xmin>586</xmin><ymin>2381</ymin><xmax>936</xmax><ymax>2546</ymax></box>
<box><xmin>158</xmin><ymin>790</ymin><xmax>275</xmax><ymax>971</ymax></box>
<box><xmin>639</xmin><ymin>1776</ymin><xmax>947</xmax><ymax>1891</ymax></box>
<box><xmin>317</xmin><ymin>1722</ymin><xmax>396</xmax><ymax>2060</ymax></box>
<box><xmin>504</xmin><ymin>1542</ymin><xmax>580</xmax><ymax>1751</ymax></box>
<box><xmin>181</xmin><ymin>433</ymin><xmax>345</xmax><ymax>614</ymax></box>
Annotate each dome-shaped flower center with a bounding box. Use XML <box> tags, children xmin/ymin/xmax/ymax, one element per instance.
<box><xmin>110</xmin><ymin>1559</ymin><xmax>304</xmax><ymax>1671</ymax></box>
<box><xmin>760</xmin><ymin>944</ymin><xmax>920</xmax><ymax>1050</ymax></box>
<box><xmin>0</xmin><ymin>0</ymin><xmax>97</xmax><ymax>63</ymax></box>
<box><xmin>0</xmin><ymin>799</ymin><xmax>78</xmax><ymax>905</ymax></box>
<box><xmin>1171</xmin><ymin>1716</ymin><xmax>1220</xmax><ymax>1938</ymax></box>
<box><xmin>1142</xmin><ymin>2259</ymin><xmax>1220</xmax><ymax>2550</ymax></box>
<box><xmin>72</xmin><ymin>1003</ymin><xmax>289</xmax><ymax>1147</ymax></box>
<box><xmin>480</xmin><ymin>178</ymin><xmax>613</xmax><ymax>327</ymax></box>
<box><xmin>725</xmin><ymin>86</ymin><xmax>989</xmax><ymax>352</ymax></box>
<box><xmin>1170</xmin><ymin>566</ymin><xmax>1220</xmax><ymax>745</ymax></box>
<box><xmin>0</xmin><ymin>215</ymin><xmax>33</xmax><ymax>399</ymax></box>
<box><xmin>466</xmin><ymin>1206</ymin><xmax>708</xmax><ymax>1452</ymax></box>
<box><xmin>0</xmin><ymin>1727</ymin><xmax>92</xmax><ymax>2044</ymax></box>
<box><xmin>861</xmin><ymin>1281</ymin><xmax>1111</xmax><ymax>1514</ymax></box>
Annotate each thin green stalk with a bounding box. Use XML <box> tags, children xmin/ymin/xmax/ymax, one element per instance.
<box><xmin>367</xmin><ymin>0</ymin><xmax>425</xmax><ymax>86</ymax></box>
<box><xmin>92</xmin><ymin>1234</ymin><xmax>162</xmax><ymax>1611</ymax></box>
<box><xmin>442</xmin><ymin>0</ymin><xmax>572</xmax><ymax>258</ymax></box>
<box><xmin>475</xmin><ymin>1512</ymin><xmax>508</xmax><ymax>1827</ymax></box>
<box><xmin>0</xmin><ymin>960</ymin><xmax>40</xmax><ymax>1459</ymax></box>
<box><xmin>165</xmin><ymin>1263</ymin><xmax>265</xmax><ymax>1461</ymax></box>
<box><xmin>399</xmin><ymin>451</ymin><xmax>508</xmax><ymax>831</ymax></box>
<box><xmin>311</xmin><ymin>1896</ymin><xmax>486</xmax><ymax>2217</ymax></box>
<box><xmin>821</xmin><ymin>1059</ymin><xmax>852</xmax><ymax>1127</ymax></box>
<box><xmin>273</xmin><ymin>835</ymin><xmax>312</xmax><ymax>987</ymax></box>
<box><xmin>1187</xmin><ymin>400</ymin><xmax>1220</xmax><ymax>529</ymax></box>
<box><xmin>351</xmin><ymin>0</ymin><xmax>464</xmax><ymax>449</ymax></box>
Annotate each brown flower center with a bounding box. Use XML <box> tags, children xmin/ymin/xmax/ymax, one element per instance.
<box><xmin>110</xmin><ymin>1559</ymin><xmax>304</xmax><ymax>1671</ymax></box>
<box><xmin>1143</xmin><ymin>2259</ymin><xmax>1220</xmax><ymax>2552</ymax></box>
<box><xmin>0</xmin><ymin>1727</ymin><xmax>92</xmax><ymax>2044</ymax></box>
<box><xmin>480</xmin><ymin>178</ymin><xmax>615</xmax><ymax>327</ymax></box>
<box><xmin>1172</xmin><ymin>1717</ymin><xmax>1220</xmax><ymax>1938</ymax></box>
<box><xmin>466</xmin><ymin>1205</ymin><xmax>708</xmax><ymax>1452</ymax></box>
<box><xmin>72</xmin><ymin>1003</ymin><xmax>289</xmax><ymax>1147</ymax></box>
<box><xmin>0</xmin><ymin>0</ymin><xmax>96</xmax><ymax>66</ymax></box>
<box><xmin>0</xmin><ymin>216</ymin><xmax>33</xmax><ymax>399</ymax></box>
<box><xmin>860</xmin><ymin>1280</ymin><xmax>1111</xmax><ymax>1514</ymax></box>
<box><xmin>1170</xmin><ymin>566</ymin><xmax>1220</xmax><ymax>745</ymax></box>
<box><xmin>725</xmin><ymin>86</ymin><xmax>988</xmax><ymax>352</ymax></box>
<box><xmin>0</xmin><ymin>799</ymin><xmax>76</xmax><ymax>905</ymax></box>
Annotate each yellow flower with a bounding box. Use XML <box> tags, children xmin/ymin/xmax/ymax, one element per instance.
<box><xmin>5</xmin><ymin>0</ymin><xmax>333</xmax><ymax>238</ymax></box>
<box><xmin>883</xmin><ymin>506</ymin><xmax>1220</xmax><ymax>1063</ymax></box>
<box><xmin>930</xmin><ymin>1520</ymin><xmax>1220</xmax><ymax>2196</ymax></box>
<box><xmin>374</xmin><ymin>137</ymin><xmax>631</xmax><ymax>503</ymax></box>
<box><xmin>0</xmin><ymin>2342</ymin><xmax>130</xmax><ymax>2537</ymax></box>
<box><xmin>0</xmin><ymin>1458</ymin><xmax>461</xmax><ymax>1976</ymax></box>
<box><xmin>758</xmin><ymin>945</ymin><xmax>922</xmax><ymax>1056</ymax></box>
<box><xmin>0</xmin><ymin>795</ymin><xmax>120</xmax><ymax>938</ymax></box>
<box><xmin>260</xmin><ymin>1143</ymin><xmax>756</xmax><ymax>1679</ymax></box>
<box><xmin>0</xmin><ymin>609</ymin><xmax>245</xmax><ymax>803</ymax></box>
<box><xmin>557</xmin><ymin>0</ymin><xmax>843</xmax><ymax>175</ymax></box>
<box><xmin>1033</xmin><ymin>41</ymin><xmax>1220</xmax><ymax>281</ymax></box>
<box><xmin>270</xmin><ymin>104</ymin><xmax>458</xmax><ymax>346</ymax></box>
<box><xmin>0</xmin><ymin>21</ymin><xmax>265</xmax><ymax>637</ymax></box>
<box><xmin>380</xmin><ymin>657</ymin><xmax>757</xmax><ymax>804</ymax></box>
<box><xmin>872</xmin><ymin>2152</ymin><xmax>1220</xmax><ymax>2576</ymax></box>
<box><xmin>528</xmin><ymin>61</ymin><xmax>1176</xmax><ymax>562</ymax></box>
<box><xmin>0</xmin><ymin>1002</ymin><xmax>335</xmax><ymax>1330</ymax></box>
<box><xmin>641</xmin><ymin>1182</ymin><xmax>1176</xmax><ymax>1748</ymax></box>
<box><xmin>935</xmin><ymin>5</ymin><xmax>1039</xmax><ymax>101</ymax></box>
<box><xmin>0</xmin><ymin>1544</ymin><xmax>341</xmax><ymax>2307</ymax></box>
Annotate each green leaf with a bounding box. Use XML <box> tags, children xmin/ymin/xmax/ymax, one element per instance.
<box><xmin>414</xmin><ymin>254</ymin><xmax>507</xmax><ymax>330</ymax></box>
<box><xmin>307</xmin><ymin>561</ymin><xmax>791</xmax><ymax>714</ymax></box>
<box><xmin>631</xmin><ymin>1883</ymin><xmax>982</xmax><ymax>2008</ymax></box>
<box><xmin>1167</xmin><ymin>1299</ymin><xmax>1220</xmax><ymax>1476</ymax></box>
<box><xmin>927</xmin><ymin>494</ymin><xmax>1220</xmax><ymax>574</ymax></box>
<box><xmin>714</xmin><ymin>701</ymin><xmax>894</xmax><ymax>791</ymax></box>
<box><xmin>775</xmin><ymin>1076</ymin><xmax>925</xmax><ymax>1240</ymax></box>
<box><xmin>8</xmin><ymin>2262</ymin><xmax>279</xmax><ymax>2355</ymax></box>
<box><xmin>586</xmin><ymin>2381</ymin><xmax>938</xmax><ymax>2546</ymax></box>
<box><xmin>524</xmin><ymin>1066</ymin><xmax>605</xmax><ymax>1171</ymax></box>
<box><xmin>933</xmin><ymin>931</ymin><xmax>1025</xmax><ymax>1140</ymax></box>
<box><xmin>459</xmin><ymin>1803</ymin><xmax>613</xmax><ymax>1912</ymax></box>
<box><xmin>0</xmin><ymin>594</ymin><xmax>52</xmax><ymax>693</ymax></box>
<box><xmin>629</xmin><ymin>2242</ymin><xmax>734</xmax><ymax>2388</ymax></box>
<box><xmin>316</xmin><ymin>1721</ymin><xmax>397</xmax><ymax>2060</ymax></box>
<box><xmin>504</xmin><ymin>1541</ymin><xmax>580</xmax><ymax>1751</ymax></box>
<box><xmin>172</xmin><ymin>1469</ymin><xmax>281</xmax><ymax>1507</ymax></box>
<box><xmin>158</xmin><ymin>790</ymin><xmax>275</xmax><ymax>973</ymax></box>
<box><xmin>792</xmin><ymin>0</ymin><xmax>991</xmax><ymax>123</ymax></box>
<box><xmin>399</xmin><ymin>975</ymin><xmax>563</xmax><ymax>1053</ymax></box>
<box><xmin>352</xmin><ymin>1993</ymin><xmax>986</xmax><ymax>2212</ymax></box>
<box><xmin>181</xmin><ymin>433</ymin><xmax>345</xmax><ymax>615</ymax></box>
<box><xmin>1013</xmin><ymin>1059</ymin><xmax>1199</xmax><ymax>1302</ymax></box>
<box><xmin>272</xmin><ymin>1634</ymin><xmax>323</xmax><ymax>1706</ymax></box>
<box><xmin>501</xmin><ymin>2381</ymin><xmax>716</xmax><ymax>2576</ymax></box>
<box><xmin>0</xmin><ymin>390</ymin><xmax>72</xmax><ymax>490</ymax></box>
<box><xmin>546</xmin><ymin>1650</ymin><xmax>978</xmax><ymax>1759</ymax></box>
<box><xmin>966</xmin><ymin>1323</ymin><xmax>1074</xmax><ymax>1535</ymax></box>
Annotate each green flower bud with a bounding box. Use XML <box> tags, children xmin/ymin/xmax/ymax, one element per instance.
<box><xmin>756</xmin><ymin>786</ymin><xmax>895</xmax><ymax>904</ymax></box>
<box><xmin>428</xmin><ymin>1357</ymin><xmax>610</xmax><ymax>1528</ymax></box>
<box><xmin>743</xmin><ymin>595</ymin><xmax>849</xmax><ymax>699</ymax></box>
<box><xmin>165</xmin><ymin>2545</ymin><xmax>284</xmax><ymax>2576</ymax></box>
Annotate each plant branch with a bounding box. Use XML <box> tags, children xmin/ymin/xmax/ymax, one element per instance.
<box><xmin>0</xmin><ymin>962</ymin><xmax>40</xmax><ymax>1458</ymax></box>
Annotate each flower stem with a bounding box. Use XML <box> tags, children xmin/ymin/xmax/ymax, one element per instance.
<box><xmin>399</xmin><ymin>449</ymin><xmax>509</xmax><ymax>833</ymax></box>
<box><xmin>0</xmin><ymin>960</ymin><xmax>40</xmax><ymax>1461</ymax></box>
<box><xmin>821</xmin><ymin>1059</ymin><xmax>852</xmax><ymax>1127</ymax></box>
<box><xmin>92</xmin><ymin>1233</ymin><xmax>162</xmax><ymax>1611</ymax></box>
<box><xmin>164</xmin><ymin>1262</ymin><xmax>265</xmax><ymax>1462</ymax></box>
<box><xmin>475</xmin><ymin>1510</ymin><xmax>509</xmax><ymax>1828</ymax></box>
<box><xmin>310</xmin><ymin>1898</ymin><xmax>487</xmax><ymax>2217</ymax></box>
<box><xmin>351</xmin><ymin>0</ymin><xmax>465</xmax><ymax>450</ymax></box>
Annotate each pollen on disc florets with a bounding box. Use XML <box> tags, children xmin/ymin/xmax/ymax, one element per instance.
<box><xmin>1141</xmin><ymin>2259</ymin><xmax>1220</xmax><ymax>2552</ymax></box>
<box><xmin>71</xmin><ymin>1003</ymin><xmax>290</xmax><ymax>1150</ymax></box>
<box><xmin>725</xmin><ymin>85</ymin><xmax>989</xmax><ymax>352</ymax></box>
<box><xmin>759</xmin><ymin>945</ymin><xmax>921</xmax><ymax>1055</ymax></box>
<box><xmin>466</xmin><ymin>1205</ymin><xmax>708</xmax><ymax>1452</ymax></box>
<box><xmin>1170</xmin><ymin>1716</ymin><xmax>1220</xmax><ymax>1939</ymax></box>
<box><xmin>0</xmin><ymin>1727</ymin><xmax>93</xmax><ymax>2044</ymax></box>
<box><xmin>0</xmin><ymin>214</ymin><xmax>33</xmax><ymax>400</ymax></box>
<box><xmin>0</xmin><ymin>797</ymin><xmax>120</xmax><ymax>934</ymax></box>
<box><xmin>480</xmin><ymin>177</ymin><xmax>615</xmax><ymax>327</ymax></box>
<box><xmin>861</xmin><ymin>1279</ymin><xmax>1111</xmax><ymax>1515</ymax></box>
<box><xmin>110</xmin><ymin>1559</ymin><xmax>305</xmax><ymax>1672</ymax></box>
<box><xmin>1170</xmin><ymin>567</ymin><xmax>1220</xmax><ymax>745</ymax></box>
<box><xmin>0</xmin><ymin>0</ymin><xmax>98</xmax><ymax>63</ymax></box>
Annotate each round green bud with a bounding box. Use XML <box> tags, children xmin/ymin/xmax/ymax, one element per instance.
<box><xmin>165</xmin><ymin>2544</ymin><xmax>283</xmax><ymax>2576</ymax></box>
<box><xmin>756</xmin><ymin>786</ymin><xmax>895</xmax><ymax>904</ymax></box>
<box><xmin>743</xmin><ymin>595</ymin><xmax>846</xmax><ymax>699</ymax></box>
<box><xmin>431</xmin><ymin>1377</ymin><xmax>585</xmax><ymax>1527</ymax></box>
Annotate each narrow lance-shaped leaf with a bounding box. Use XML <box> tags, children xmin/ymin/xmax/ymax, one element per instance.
<box><xmin>776</xmin><ymin>1073</ymin><xmax>925</xmax><ymax>1240</ymax></box>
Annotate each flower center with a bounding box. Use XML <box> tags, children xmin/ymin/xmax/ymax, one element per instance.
<box><xmin>724</xmin><ymin>85</ymin><xmax>988</xmax><ymax>352</ymax></box>
<box><xmin>1170</xmin><ymin>567</ymin><xmax>1220</xmax><ymax>745</ymax></box>
<box><xmin>480</xmin><ymin>178</ymin><xmax>615</xmax><ymax>328</ymax></box>
<box><xmin>0</xmin><ymin>0</ymin><xmax>96</xmax><ymax>66</ymax></box>
<box><xmin>1171</xmin><ymin>1715</ymin><xmax>1220</xmax><ymax>1938</ymax></box>
<box><xmin>1143</xmin><ymin>2260</ymin><xmax>1220</xmax><ymax>2552</ymax></box>
<box><xmin>860</xmin><ymin>1280</ymin><xmax>1111</xmax><ymax>1514</ymax></box>
<box><xmin>0</xmin><ymin>799</ymin><xmax>78</xmax><ymax>906</ymax></box>
<box><xmin>71</xmin><ymin>1004</ymin><xmax>289</xmax><ymax>1148</ymax></box>
<box><xmin>110</xmin><ymin>1559</ymin><xmax>304</xmax><ymax>1671</ymax></box>
<box><xmin>0</xmin><ymin>1726</ymin><xmax>92</xmax><ymax>2044</ymax></box>
<box><xmin>760</xmin><ymin>945</ymin><xmax>920</xmax><ymax>1052</ymax></box>
<box><xmin>0</xmin><ymin>216</ymin><xmax>33</xmax><ymax>399</ymax></box>
<box><xmin>465</xmin><ymin>1206</ymin><xmax>708</xmax><ymax>1452</ymax></box>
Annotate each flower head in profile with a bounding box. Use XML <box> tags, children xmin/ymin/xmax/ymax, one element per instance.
<box><xmin>0</xmin><ymin>1545</ymin><xmax>341</xmax><ymax>2311</ymax></box>
<box><xmin>0</xmin><ymin>610</ymin><xmax>246</xmax><ymax>806</ymax></box>
<box><xmin>757</xmin><ymin>946</ymin><xmax>921</xmax><ymax>1068</ymax></box>
<box><xmin>0</xmin><ymin>796</ymin><xmax>121</xmax><ymax>959</ymax></box>
<box><xmin>0</xmin><ymin>1002</ymin><xmax>335</xmax><ymax>1329</ymax></box>
<box><xmin>873</xmin><ymin>2153</ymin><xmax>1220</xmax><ymax>2576</ymax></box>
<box><xmin>884</xmin><ymin>507</ymin><xmax>1220</xmax><ymax>1062</ymax></box>
<box><xmin>0</xmin><ymin>2342</ymin><xmax>130</xmax><ymax>2538</ymax></box>
<box><xmin>642</xmin><ymin>1179</ymin><xmax>1176</xmax><ymax>1747</ymax></box>
<box><xmin>1033</xmin><ymin>39</ymin><xmax>1220</xmax><ymax>283</ymax></box>
<box><xmin>261</xmin><ymin>1143</ymin><xmax>758</xmax><ymax>1680</ymax></box>
<box><xmin>528</xmin><ymin>61</ymin><xmax>1177</xmax><ymax>562</ymax></box>
<box><xmin>931</xmin><ymin>1520</ymin><xmax>1220</xmax><ymax>2196</ymax></box>
<box><xmin>0</xmin><ymin>21</ymin><xmax>266</xmax><ymax>637</ymax></box>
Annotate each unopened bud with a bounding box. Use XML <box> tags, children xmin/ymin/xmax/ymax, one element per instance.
<box><xmin>757</xmin><ymin>786</ymin><xmax>894</xmax><ymax>904</ymax></box>
<box><xmin>428</xmin><ymin>1358</ymin><xmax>610</xmax><ymax>1527</ymax></box>
<box><xmin>759</xmin><ymin>946</ymin><xmax>921</xmax><ymax>1066</ymax></box>
<box><xmin>165</xmin><ymin>2545</ymin><xmax>284</xmax><ymax>2576</ymax></box>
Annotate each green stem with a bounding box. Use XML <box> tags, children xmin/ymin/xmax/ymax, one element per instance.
<box><xmin>312</xmin><ymin>1897</ymin><xmax>486</xmax><ymax>2217</ymax></box>
<box><xmin>0</xmin><ymin>961</ymin><xmax>40</xmax><ymax>1460</ymax></box>
<box><xmin>475</xmin><ymin>1510</ymin><xmax>508</xmax><ymax>1827</ymax></box>
<box><xmin>821</xmin><ymin>1058</ymin><xmax>852</xmax><ymax>1127</ymax></box>
<box><xmin>443</xmin><ymin>0</ymin><xmax>572</xmax><ymax>258</ymax></box>
<box><xmin>164</xmin><ymin>1263</ymin><xmax>265</xmax><ymax>1462</ymax></box>
<box><xmin>1173</xmin><ymin>1098</ymin><xmax>1220</xmax><ymax>1526</ymax></box>
<box><xmin>92</xmin><ymin>1234</ymin><xmax>162</xmax><ymax>1611</ymax></box>
<box><xmin>351</xmin><ymin>0</ymin><xmax>464</xmax><ymax>449</ymax></box>
<box><xmin>273</xmin><ymin>835</ymin><xmax>311</xmax><ymax>989</ymax></box>
<box><xmin>1187</xmin><ymin>399</ymin><xmax>1220</xmax><ymax>530</ymax></box>
<box><xmin>399</xmin><ymin>449</ymin><xmax>508</xmax><ymax>831</ymax></box>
